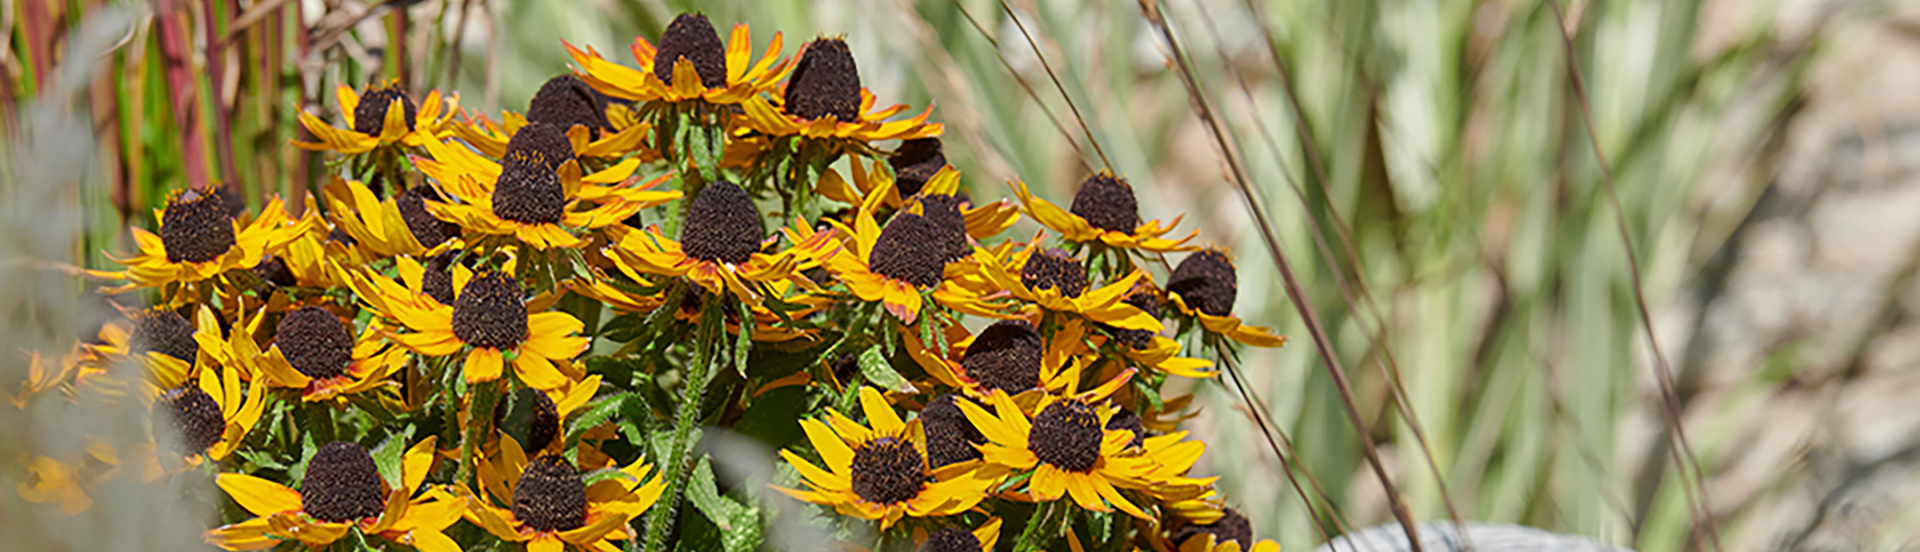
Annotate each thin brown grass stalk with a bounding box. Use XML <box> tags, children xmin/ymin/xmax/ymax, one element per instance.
<box><xmin>1180</xmin><ymin>2</ymin><xmax>1473</xmax><ymax>543</ymax></box>
<box><xmin>203</xmin><ymin>0</ymin><xmax>240</xmax><ymax>186</ymax></box>
<box><xmin>993</xmin><ymin>0</ymin><xmax>1110</xmax><ymax>172</ymax></box>
<box><xmin>1213</xmin><ymin>344</ymin><xmax>1367</xmax><ymax>550</ymax></box>
<box><xmin>949</xmin><ymin>0</ymin><xmax>1095</xmax><ymax>174</ymax></box>
<box><xmin>1544</xmin><ymin>1</ymin><xmax>1721</xmax><ymax>550</ymax></box>
<box><xmin>1137</xmin><ymin>1</ymin><xmax>1423</xmax><ymax>549</ymax></box>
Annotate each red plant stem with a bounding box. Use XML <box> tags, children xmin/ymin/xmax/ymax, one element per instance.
<box><xmin>156</xmin><ymin>0</ymin><xmax>210</xmax><ymax>189</ymax></box>
<box><xmin>202</xmin><ymin>0</ymin><xmax>240</xmax><ymax>189</ymax></box>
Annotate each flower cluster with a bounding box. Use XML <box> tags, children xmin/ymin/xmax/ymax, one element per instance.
<box><xmin>14</xmin><ymin>12</ymin><xmax>1285</xmax><ymax>552</ymax></box>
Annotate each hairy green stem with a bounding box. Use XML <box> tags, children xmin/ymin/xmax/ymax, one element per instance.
<box><xmin>643</xmin><ymin>302</ymin><xmax>724</xmax><ymax>551</ymax></box>
<box><xmin>455</xmin><ymin>378</ymin><xmax>500</xmax><ymax>490</ymax></box>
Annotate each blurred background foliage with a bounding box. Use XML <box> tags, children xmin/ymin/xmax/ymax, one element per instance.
<box><xmin>8</xmin><ymin>0</ymin><xmax>1920</xmax><ymax>551</ymax></box>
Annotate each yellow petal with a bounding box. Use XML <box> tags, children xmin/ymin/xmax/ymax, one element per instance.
<box><xmin>217</xmin><ymin>473</ymin><xmax>301</xmax><ymax>516</ymax></box>
<box><xmin>464</xmin><ymin>348</ymin><xmax>504</xmax><ymax>383</ymax></box>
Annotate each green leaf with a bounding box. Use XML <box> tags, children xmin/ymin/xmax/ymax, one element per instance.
<box><xmin>732</xmin><ymin>384</ymin><xmax>810</xmax><ymax>452</ymax></box>
<box><xmin>857</xmin><ymin>346</ymin><xmax>917</xmax><ymax>394</ymax></box>
<box><xmin>686</xmin><ymin>457</ymin><xmax>761</xmax><ymax>552</ymax></box>
<box><xmin>369</xmin><ymin>425</ymin><xmax>415</xmax><ymax>490</ymax></box>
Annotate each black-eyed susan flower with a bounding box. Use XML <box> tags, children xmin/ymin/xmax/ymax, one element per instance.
<box><xmin>316</xmin><ymin>177</ymin><xmax>462</xmax><ymax>259</ymax></box>
<box><xmin>807</xmin><ymin>203</ymin><xmax>957</xmax><ymax>325</ymax></box>
<box><xmin>738</xmin><ymin>37</ymin><xmax>942</xmax><ymax>143</ymax></box>
<box><xmin>565</xmin><ymin>13</ymin><xmax>790</xmax><ymax>106</ymax></box>
<box><xmin>200</xmin><ymin>305</ymin><xmax>408</xmax><ymax>402</ymax></box>
<box><xmin>455</xmin><ymin>73</ymin><xmax>657</xmax><ymax>161</ymax></box>
<box><xmin>954</xmin><ymin>372</ymin><xmax>1211</xmax><ymax>519</ymax></box>
<box><xmin>146</xmin><ymin>358</ymin><xmax>265</xmax><ymax>467</ymax></box>
<box><xmin>348</xmin><ymin>265</ymin><xmax>587</xmax><ymax>390</ymax></box>
<box><xmin>293</xmin><ymin>82</ymin><xmax>456</xmax><ymax>155</ymax></box>
<box><xmin>205</xmin><ymin>439</ymin><xmax>466</xmax><ymax>552</ymax></box>
<box><xmin>15</xmin><ymin>441</ymin><xmax>119</xmax><ymax>515</ymax></box>
<box><xmin>903</xmin><ymin>316</ymin><xmax>1095</xmax><ymax>403</ymax></box>
<box><xmin>812</xmin><ymin>158</ymin><xmax>1020</xmax><ymax>243</ymax></box>
<box><xmin>1166</xmin><ymin>249</ymin><xmax>1284</xmax><ymax>348</ymax></box>
<box><xmin>949</xmin><ymin>242</ymin><xmax>1162</xmax><ymax>333</ymax></box>
<box><xmin>8</xmin><ymin>349</ymin><xmax>79</xmax><ymax>408</ymax></box>
<box><xmin>611</xmin><ymin>180</ymin><xmax>840</xmax><ymax>306</ymax></box>
<box><xmin>92</xmin><ymin>189</ymin><xmax>308</xmax><ymax>294</ymax></box>
<box><xmin>1012</xmin><ymin>172</ymin><xmax>1197</xmax><ymax>253</ymax></box>
<box><xmin>771</xmin><ymin>386</ymin><xmax>995</xmax><ymax>528</ymax></box>
<box><xmin>464</xmin><ymin>437</ymin><xmax>665</xmax><ymax>552</ymax></box>
<box><xmin>1088</xmin><ymin>283</ymin><xmax>1215</xmax><ymax>379</ymax></box>
<box><xmin>1167</xmin><ymin>509</ymin><xmax>1279</xmax><ymax>552</ymax></box>
<box><xmin>417</xmin><ymin>125</ymin><xmax>675</xmax><ymax>250</ymax></box>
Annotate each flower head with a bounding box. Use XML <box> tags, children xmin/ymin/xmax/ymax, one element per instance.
<box><xmin>1169</xmin><ymin>508</ymin><xmax>1280</xmax><ymax>552</ymax></box>
<box><xmin>772</xmin><ymin>387</ymin><xmax>994</xmax><ymax>528</ymax></box>
<box><xmin>1166</xmin><ymin>249</ymin><xmax>1285</xmax><ymax>348</ymax></box>
<box><xmin>417</xmin><ymin>131</ymin><xmax>676</xmax><ymax>250</ymax></box>
<box><xmin>1011</xmin><ymin>173</ymin><xmax>1197</xmax><ymax>253</ymax></box>
<box><xmin>294</xmin><ymin>82</ymin><xmax>456</xmax><ymax>154</ymax></box>
<box><xmin>349</xmin><ymin>264</ymin><xmax>588</xmax><ymax>390</ymax></box>
<box><xmin>613</xmin><ymin>181</ymin><xmax>840</xmax><ymax>308</ymax></box>
<box><xmin>201</xmin><ymin>304</ymin><xmax>409</xmax><ymax>402</ymax></box>
<box><xmin>92</xmin><ymin>190</ymin><xmax>308</xmax><ymax>294</ymax></box>
<box><xmin>738</xmin><ymin>37</ymin><xmax>942</xmax><ymax>143</ymax></box>
<box><xmin>955</xmin><ymin>373</ymin><xmax>1214</xmax><ymax>519</ymax></box>
<box><xmin>206</xmin><ymin>438</ymin><xmax>465</xmax><ymax>551</ymax></box>
<box><xmin>566</xmin><ymin>13</ymin><xmax>790</xmax><ymax>105</ymax></box>
<box><xmin>465</xmin><ymin>436</ymin><xmax>665</xmax><ymax>551</ymax></box>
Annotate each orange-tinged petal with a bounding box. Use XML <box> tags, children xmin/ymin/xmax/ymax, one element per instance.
<box><xmin>464</xmin><ymin>348</ymin><xmax>504</xmax><ymax>383</ymax></box>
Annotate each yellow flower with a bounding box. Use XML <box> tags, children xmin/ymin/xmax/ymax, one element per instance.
<box><xmin>145</xmin><ymin>351</ymin><xmax>267</xmax><ymax>466</ymax></box>
<box><xmin>812</xmin><ymin>158</ymin><xmax>1020</xmax><ymax>244</ymax></box>
<box><xmin>771</xmin><ymin>387</ymin><xmax>995</xmax><ymax>528</ymax></box>
<box><xmin>314</xmin><ymin>178</ymin><xmax>460</xmax><ymax>260</ymax></box>
<box><xmin>1084</xmin><ymin>284</ymin><xmax>1215</xmax><ymax>379</ymax></box>
<box><xmin>292</xmin><ymin>82</ymin><xmax>457</xmax><ymax>154</ymax></box>
<box><xmin>955</xmin><ymin>375</ymin><xmax>1212</xmax><ymax>519</ymax></box>
<box><xmin>205</xmin><ymin>438</ymin><xmax>466</xmax><ymax>552</ymax></box>
<box><xmin>91</xmin><ymin>190</ymin><xmax>309</xmax><ymax>294</ymax></box>
<box><xmin>15</xmin><ymin>440</ymin><xmax>121</xmax><ymax>515</ymax></box>
<box><xmin>608</xmin><ymin>180</ymin><xmax>840</xmax><ymax>307</ymax></box>
<box><xmin>10</xmin><ymin>349</ymin><xmax>80</xmax><ymax>408</ymax></box>
<box><xmin>347</xmin><ymin>259</ymin><xmax>588</xmax><ymax>390</ymax></box>
<box><xmin>1159</xmin><ymin>508</ymin><xmax>1280</xmax><ymax>552</ymax></box>
<box><xmin>201</xmin><ymin>303</ymin><xmax>408</xmax><ymax>402</ymax></box>
<box><xmin>1166</xmin><ymin>249</ymin><xmax>1285</xmax><ymax>348</ymax></box>
<box><xmin>945</xmin><ymin>241</ymin><xmax>1162</xmax><ymax>333</ymax></box>
<box><xmin>736</xmin><ymin>38</ymin><xmax>941</xmax><ymax>143</ymax></box>
<box><xmin>464</xmin><ymin>435</ymin><xmax>665</xmax><ymax>552</ymax></box>
<box><xmin>451</xmin><ymin>109</ymin><xmax>655</xmax><ymax>161</ymax></box>
<box><xmin>904</xmin><ymin>317</ymin><xmax>1097</xmax><ymax>402</ymax></box>
<box><xmin>564</xmin><ymin>15</ymin><xmax>789</xmax><ymax>105</ymax></box>
<box><xmin>490</xmin><ymin>374</ymin><xmax>602</xmax><ymax>457</ymax></box>
<box><xmin>1011</xmin><ymin>172</ymin><xmax>1197</xmax><ymax>253</ymax></box>
<box><xmin>64</xmin><ymin>307</ymin><xmax>216</xmax><ymax>405</ymax></box>
<box><xmin>416</xmin><ymin>134</ymin><xmax>676</xmax><ymax>250</ymax></box>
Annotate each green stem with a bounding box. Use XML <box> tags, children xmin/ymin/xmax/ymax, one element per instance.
<box><xmin>643</xmin><ymin>302</ymin><xmax>724</xmax><ymax>552</ymax></box>
<box><xmin>456</xmin><ymin>378</ymin><xmax>501</xmax><ymax>490</ymax></box>
<box><xmin>1012</xmin><ymin>501</ymin><xmax>1065</xmax><ymax>552</ymax></box>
